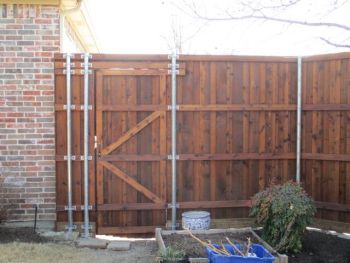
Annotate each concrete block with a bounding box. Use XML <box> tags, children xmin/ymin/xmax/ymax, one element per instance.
<box><xmin>107</xmin><ymin>241</ymin><xmax>131</xmax><ymax>251</ymax></box>
<box><xmin>40</xmin><ymin>231</ymin><xmax>79</xmax><ymax>241</ymax></box>
<box><xmin>76</xmin><ymin>238</ymin><xmax>108</xmax><ymax>249</ymax></box>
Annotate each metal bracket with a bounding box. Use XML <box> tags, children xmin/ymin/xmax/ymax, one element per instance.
<box><xmin>80</xmin><ymin>62</ymin><xmax>92</xmax><ymax>67</ymax></box>
<box><xmin>80</xmin><ymin>155</ymin><xmax>93</xmax><ymax>161</ymax></box>
<box><xmin>64</xmin><ymin>205</ymin><xmax>77</xmax><ymax>211</ymax></box>
<box><xmin>167</xmin><ymin>105</ymin><xmax>180</xmax><ymax>110</ymax></box>
<box><xmin>65</xmin><ymin>224</ymin><xmax>77</xmax><ymax>230</ymax></box>
<box><xmin>81</xmin><ymin>54</ymin><xmax>92</xmax><ymax>59</ymax></box>
<box><xmin>64</xmin><ymin>155</ymin><xmax>77</xmax><ymax>161</ymax></box>
<box><xmin>81</xmin><ymin>224</ymin><xmax>93</xmax><ymax>230</ymax></box>
<box><xmin>79</xmin><ymin>105</ymin><xmax>93</xmax><ymax>110</ymax></box>
<box><xmin>63</xmin><ymin>54</ymin><xmax>74</xmax><ymax>59</ymax></box>
<box><xmin>168</xmin><ymin>63</ymin><xmax>179</xmax><ymax>69</ymax></box>
<box><xmin>167</xmin><ymin>203</ymin><xmax>180</xmax><ymax>208</ymax></box>
<box><xmin>63</xmin><ymin>69</ymin><xmax>75</xmax><ymax>74</ymax></box>
<box><xmin>167</xmin><ymin>69</ymin><xmax>180</xmax><ymax>75</ymax></box>
<box><xmin>63</xmin><ymin>105</ymin><xmax>76</xmax><ymax>110</ymax></box>
<box><xmin>167</xmin><ymin>155</ymin><xmax>179</xmax><ymax>160</ymax></box>
<box><xmin>80</xmin><ymin>69</ymin><xmax>92</xmax><ymax>74</ymax></box>
<box><xmin>80</xmin><ymin>205</ymin><xmax>93</xmax><ymax>210</ymax></box>
<box><xmin>63</xmin><ymin>63</ymin><xmax>75</xmax><ymax>67</ymax></box>
<box><xmin>168</xmin><ymin>54</ymin><xmax>179</xmax><ymax>59</ymax></box>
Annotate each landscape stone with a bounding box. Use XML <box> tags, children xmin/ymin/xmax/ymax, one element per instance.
<box><xmin>107</xmin><ymin>241</ymin><xmax>131</xmax><ymax>251</ymax></box>
<box><xmin>76</xmin><ymin>238</ymin><xmax>109</xmax><ymax>249</ymax></box>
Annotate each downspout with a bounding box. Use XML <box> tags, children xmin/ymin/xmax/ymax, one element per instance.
<box><xmin>59</xmin><ymin>0</ymin><xmax>83</xmax><ymax>52</ymax></box>
<box><xmin>296</xmin><ymin>57</ymin><xmax>302</xmax><ymax>183</ymax></box>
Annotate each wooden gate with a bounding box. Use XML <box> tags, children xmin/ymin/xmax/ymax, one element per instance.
<box><xmin>95</xmin><ymin>66</ymin><xmax>171</xmax><ymax>234</ymax></box>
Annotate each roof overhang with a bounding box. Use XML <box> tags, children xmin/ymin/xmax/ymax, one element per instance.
<box><xmin>60</xmin><ymin>0</ymin><xmax>100</xmax><ymax>53</ymax></box>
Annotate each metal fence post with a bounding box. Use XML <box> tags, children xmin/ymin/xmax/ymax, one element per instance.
<box><xmin>296</xmin><ymin>57</ymin><xmax>302</xmax><ymax>183</ymax></box>
<box><xmin>171</xmin><ymin>52</ymin><xmax>178</xmax><ymax>230</ymax></box>
<box><xmin>65</xmin><ymin>53</ymin><xmax>74</xmax><ymax>234</ymax></box>
<box><xmin>83</xmin><ymin>53</ymin><xmax>90</xmax><ymax>238</ymax></box>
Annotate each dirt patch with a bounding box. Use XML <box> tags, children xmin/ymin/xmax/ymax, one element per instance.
<box><xmin>0</xmin><ymin>227</ymin><xmax>50</xmax><ymax>243</ymax></box>
<box><xmin>288</xmin><ymin>231</ymin><xmax>350</xmax><ymax>263</ymax></box>
<box><xmin>163</xmin><ymin>232</ymin><xmax>259</xmax><ymax>258</ymax></box>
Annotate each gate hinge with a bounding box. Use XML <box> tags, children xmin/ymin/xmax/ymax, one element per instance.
<box><xmin>167</xmin><ymin>155</ymin><xmax>179</xmax><ymax>160</ymax></box>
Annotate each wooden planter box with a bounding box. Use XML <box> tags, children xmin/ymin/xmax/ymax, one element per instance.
<box><xmin>155</xmin><ymin>228</ymin><xmax>288</xmax><ymax>263</ymax></box>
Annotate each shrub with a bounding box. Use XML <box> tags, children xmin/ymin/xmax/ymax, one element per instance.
<box><xmin>250</xmin><ymin>181</ymin><xmax>316</xmax><ymax>253</ymax></box>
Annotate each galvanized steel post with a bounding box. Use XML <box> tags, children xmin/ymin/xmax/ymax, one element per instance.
<box><xmin>83</xmin><ymin>53</ymin><xmax>90</xmax><ymax>238</ymax></box>
<box><xmin>65</xmin><ymin>53</ymin><xmax>74</xmax><ymax>233</ymax></box>
<box><xmin>296</xmin><ymin>57</ymin><xmax>302</xmax><ymax>183</ymax></box>
<box><xmin>171</xmin><ymin>52</ymin><xmax>177</xmax><ymax>230</ymax></box>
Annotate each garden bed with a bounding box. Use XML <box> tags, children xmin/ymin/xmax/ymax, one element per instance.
<box><xmin>155</xmin><ymin>228</ymin><xmax>287</xmax><ymax>263</ymax></box>
<box><xmin>288</xmin><ymin>229</ymin><xmax>350</xmax><ymax>263</ymax></box>
<box><xmin>253</xmin><ymin>228</ymin><xmax>350</xmax><ymax>263</ymax></box>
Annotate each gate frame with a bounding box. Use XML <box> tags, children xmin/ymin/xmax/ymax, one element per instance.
<box><xmin>95</xmin><ymin>67</ymin><xmax>170</xmax><ymax>235</ymax></box>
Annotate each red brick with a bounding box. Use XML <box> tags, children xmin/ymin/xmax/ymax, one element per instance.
<box><xmin>35</xmin><ymin>74</ymin><xmax>52</xmax><ymax>79</ymax></box>
<box><xmin>34</xmin><ymin>18</ymin><xmax>51</xmax><ymax>24</ymax></box>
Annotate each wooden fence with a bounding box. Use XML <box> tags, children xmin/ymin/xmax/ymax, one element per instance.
<box><xmin>54</xmin><ymin>53</ymin><xmax>350</xmax><ymax>235</ymax></box>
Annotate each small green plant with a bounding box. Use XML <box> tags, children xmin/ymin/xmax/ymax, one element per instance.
<box><xmin>158</xmin><ymin>246</ymin><xmax>187</xmax><ymax>262</ymax></box>
<box><xmin>250</xmin><ymin>181</ymin><xmax>316</xmax><ymax>253</ymax></box>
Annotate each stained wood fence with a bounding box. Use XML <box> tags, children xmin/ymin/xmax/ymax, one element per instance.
<box><xmin>54</xmin><ymin>53</ymin><xmax>350</xmax><ymax>235</ymax></box>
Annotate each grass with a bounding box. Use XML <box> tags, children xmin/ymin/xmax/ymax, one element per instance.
<box><xmin>0</xmin><ymin>241</ymin><xmax>155</xmax><ymax>263</ymax></box>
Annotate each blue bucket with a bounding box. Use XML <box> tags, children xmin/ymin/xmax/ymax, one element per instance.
<box><xmin>206</xmin><ymin>244</ymin><xmax>275</xmax><ymax>263</ymax></box>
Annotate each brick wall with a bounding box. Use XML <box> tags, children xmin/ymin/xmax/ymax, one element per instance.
<box><xmin>0</xmin><ymin>4</ymin><xmax>59</xmax><ymax>222</ymax></box>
